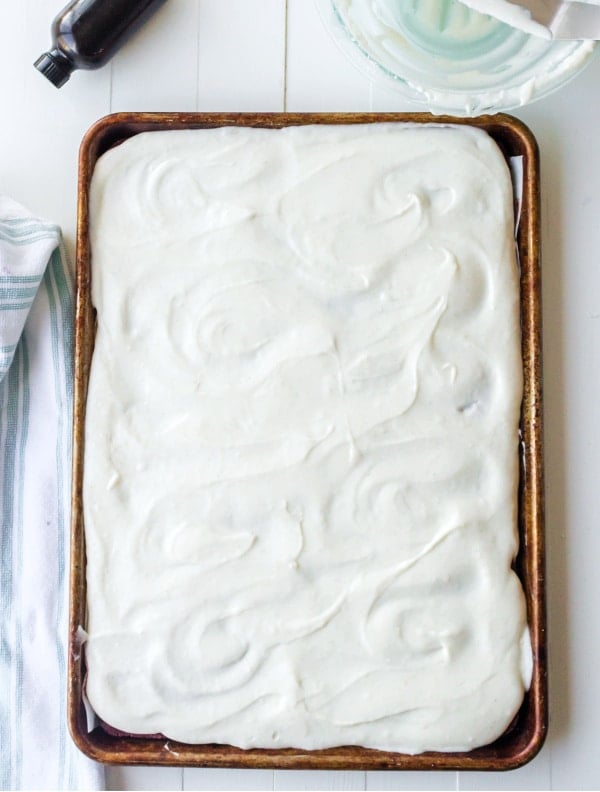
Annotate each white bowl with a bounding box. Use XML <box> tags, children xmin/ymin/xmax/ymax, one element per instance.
<box><xmin>316</xmin><ymin>0</ymin><xmax>597</xmax><ymax>115</ymax></box>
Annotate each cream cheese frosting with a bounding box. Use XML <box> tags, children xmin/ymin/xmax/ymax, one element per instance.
<box><xmin>84</xmin><ymin>123</ymin><xmax>530</xmax><ymax>753</ymax></box>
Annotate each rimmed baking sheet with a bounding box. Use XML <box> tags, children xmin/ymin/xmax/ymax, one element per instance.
<box><xmin>69</xmin><ymin>112</ymin><xmax>546</xmax><ymax>770</ymax></box>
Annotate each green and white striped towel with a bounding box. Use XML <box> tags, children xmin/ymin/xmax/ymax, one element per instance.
<box><xmin>0</xmin><ymin>196</ymin><xmax>103</xmax><ymax>790</ymax></box>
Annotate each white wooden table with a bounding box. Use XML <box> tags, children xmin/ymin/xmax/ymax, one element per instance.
<box><xmin>2</xmin><ymin>1</ymin><xmax>600</xmax><ymax>789</ymax></box>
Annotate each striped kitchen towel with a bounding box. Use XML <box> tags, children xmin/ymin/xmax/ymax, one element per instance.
<box><xmin>0</xmin><ymin>196</ymin><xmax>103</xmax><ymax>790</ymax></box>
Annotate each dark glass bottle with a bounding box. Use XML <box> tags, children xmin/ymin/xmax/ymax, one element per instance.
<box><xmin>35</xmin><ymin>0</ymin><xmax>167</xmax><ymax>88</ymax></box>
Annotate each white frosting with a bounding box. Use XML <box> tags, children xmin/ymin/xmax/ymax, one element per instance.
<box><xmin>84</xmin><ymin>124</ymin><xmax>530</xmax><ymax>753</ymax></box>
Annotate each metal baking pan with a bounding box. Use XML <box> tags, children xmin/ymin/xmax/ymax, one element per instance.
<box><xmin>69</xmin><ymin>112</ymin><xmax>546</xmax><ymax>770</ymax></box>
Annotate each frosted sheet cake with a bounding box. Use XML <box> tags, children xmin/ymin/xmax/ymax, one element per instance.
<box><xmin>83</xmin><ymin>123</ymin><xmax>531</xmax><ymax>754</ymax></box>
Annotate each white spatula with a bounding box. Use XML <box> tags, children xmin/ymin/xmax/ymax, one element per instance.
<box><xmin>459</xmin><ymin>0</ymin><xmax>600</xmax><ymax>39</ymax></box>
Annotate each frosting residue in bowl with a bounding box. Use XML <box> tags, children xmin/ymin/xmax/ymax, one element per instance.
<box><xmin>325</xmin><ymin>0</ymin><xmax>595</xmax><ymax>113</ymax></box>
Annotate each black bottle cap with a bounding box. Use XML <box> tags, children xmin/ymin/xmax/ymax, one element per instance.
<box><xmin>34</xmin><ymin>49</ymin><xmax>73</xmax><ymax>88</ymax></box>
